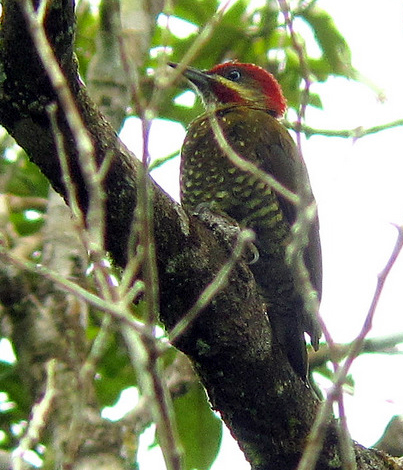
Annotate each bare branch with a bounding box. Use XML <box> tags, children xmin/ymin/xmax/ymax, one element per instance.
<box><xmin>287</xmin><ymin>119</ymin><xmax>403</xmax><ymax>139</ymax></box>
<box><xmin>12</xmin><ymin>360</ymin><xmax>57</xmax><ymax>470</ymax></box>
<box><xmin>309</xmin><ymin>333</ymin><xmax>403</xmax><ymax>369</ymax></box>
<box><xmin>207</xmin><ymin>111</ymin><xmax>300</xmax><ymax>205</ymax></box>
<box><xmin>0</xmin><ymin>247</ymin><xmax>145</xmax><ymax>334</ymax></box>
<box><xmin>122</xmin><ymin>328</ymin><xmax>183</xmax><ymax>470</ymax></box>
<box><xmin>298</xmin><ymin>225</ymin><xmax>403</xmax><ymax>470</ymax></box>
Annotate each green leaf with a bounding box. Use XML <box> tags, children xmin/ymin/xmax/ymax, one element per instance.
<box><xmin>313</xmin><ymin>364</ymin><xmax>355</xmax><ymax>393</ymax></box>
<box><xmin>307</xmin><ymin>57</ymin><xmax>331</xmax><ymax>82</ymax></box>
<box><xmin>6</xmin><ymin>152</ymin><xmax>49</xmax><ymax>198</ymax></box>
<box><xmin>174</xmin><ymin>0</ymin><xmax>220</xmax><ymax>27</ymax></box>
<box><xmin>0</xmin><ymin>360</ymin><xmax>31</xmax><ymax>449</ymax></box>
<box><xmin>9</xmin><ymin>212</ymin><xmax>44</xmax><ymax>236</ymax></box>
<box><xmin>94</xmin><ymin>332</ymin><xmax>136</xmax><ymax>407</ymax></box>
<box><xmin>75</xmin><ymin>0</ymin><xmax>98</xmax><ymax>77</ymax></box>
<box><xmin>149</xmin><ymin>150</ymin><xmax>180</xmax><ymax>172</ymax></box>
<box><xmin>174</xmin><ymin>382</ymin><xmax>222</xmax><ymax>470</ymax></box>
<box><xmin>300</xmin><ymin>6</ymin><xmax>355</xmax><ymax>78</ymax></box>
<box><xmin>0</xmin><ymin>361</ymin><xmax>30</xmax><ymax>413</ymax></box>
<box><xmin>308</xmin><ymin>92</ymin><xmax>323</xmax><ymax>109</ymax></box>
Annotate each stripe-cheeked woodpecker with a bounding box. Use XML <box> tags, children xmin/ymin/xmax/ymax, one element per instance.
<box><xmin>170</xmin><ymin>61</ymin><xmax>322</xmax><ymax>379</ymax></box>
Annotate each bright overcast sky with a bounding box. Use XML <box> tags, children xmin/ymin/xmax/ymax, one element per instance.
<box><xmin>307</xmin><ymin>0</ymin><xmax>403</xmax><ymax>450</ymax></box>
<box><xmin>119</xmin><ymin>0</ymin><xmax>403</xmax><ymax>467</ymax></box>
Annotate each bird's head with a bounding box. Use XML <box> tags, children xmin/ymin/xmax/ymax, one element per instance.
<box><xmin>170</xmin><ymin>61</ymin><xmax>286</xmax><ymax>118</ymax></box>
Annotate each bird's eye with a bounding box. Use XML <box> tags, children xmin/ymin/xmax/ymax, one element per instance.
<box><xmin>227</xmin><ymin>69</ymin><xmax>241</xmax><ymax>82</ymax></box>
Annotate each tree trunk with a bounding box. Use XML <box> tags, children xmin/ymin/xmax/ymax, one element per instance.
<box><xmin>0</xmin><ymin>0</ymin><xmax>397</xmax><ymax>468</ymax></box>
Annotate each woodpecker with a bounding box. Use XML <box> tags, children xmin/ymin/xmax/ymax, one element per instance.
<box><xmin>170</xmin><ymin>61</ymin><xmax>322</xmax><ymax>379</ymax></box>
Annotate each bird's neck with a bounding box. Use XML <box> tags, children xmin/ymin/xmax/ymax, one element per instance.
<box><xmin>203</xmin><ymin>101</ymin><xmax>277</xmax><ymax>118</ymax></box>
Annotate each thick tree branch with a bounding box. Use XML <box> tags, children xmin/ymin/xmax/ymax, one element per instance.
<box><xmin>0</xmin><ymin>0</ymin><xmax>397</xmax><ymax>469</ymax></box>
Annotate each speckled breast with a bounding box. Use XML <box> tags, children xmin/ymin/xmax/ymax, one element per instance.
<box><xmin>180</xmin><ymin>109</ymin><xmax>290</xmax><ymax>250</ymax></box>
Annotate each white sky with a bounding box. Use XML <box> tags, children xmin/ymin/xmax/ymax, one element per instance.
<box><xmin>121</xmin><ymin>0</ymin><xmax>403</xmax><ymax>466</ymax></box>
<box><xmin>309</xmin><ymin>0</ymin><xmax>403</xmax><ymax>448</ymax></box>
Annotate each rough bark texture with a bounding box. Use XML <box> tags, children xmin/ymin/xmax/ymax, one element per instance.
<box><xmin>0</xmin><ymin>259</ymin><xmax>126</xmax><ymax>469</ymax></box>
<box><xmin>0</xmin><ymin>0</ymin><xmax>399</xmax><ymax>469</ymax></box>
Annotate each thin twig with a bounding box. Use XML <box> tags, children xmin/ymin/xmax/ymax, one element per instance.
<box><xmin>337</xmin><ymin>396</ymin><xmax>356</xmax><ymax>470</ymax></box>
<box><xmin>0</xmin><ymin>247</ymin><xmax>145</xmax><ymax>334</ymax></box>
<box><xmin>18</xmin><ymin>0</ymin><xmax>103</xmax><ymax>244</ymax></box>
<box><xmin>122</xmin><ymin>328</ymin><xmax>184</xmax><ymax>470</ymax></box>
<box><xmin>277</xmin><ymin>6</ymin><xmax>356</xmax><ymax>467</ymax></box>
<box><xmin>47</xmin><ymin>103</ymin><xmax>84</xmax><ymax>229</ymax></box>
<box><xmin>207</xmin><ymin>111</ymin><xmax>300</xmax><ymax>205</ymax></box>
<box><xmin>79</xmin><ymin>315</ymin><xmax>113</xmax><ymax>384</ymax></box>
<box><xmin>109</xmin><ymin>4</ymin><xmax>187</xmax><ymax>466</ymax></box>
<box><xmin>137</xmin><ymin>116</ymin><xmax>160</xmax><ymax>329</ymax></box>
<box><xmin>128</xmin><ymin>91</ymin><xmax>182</xmax><ymax>470</ymax></box>
<box><xmin>12</xmin><ymin>360</ymin><xmax>57</xmax><ymax>470</ymax></box>
<box><xmin>148</xmin><ymin>150</ymin><xmax>180</xmax><ymax>172</ymax></box>
<box><xmin>278</xmin><ymin>0</ymin><xmax>312</xmax><ymax>132</ymax></box>
<box><xmin>287</xmin><ymin>118</ymin><xmax>403</xmax><ymax>139</ymax></box>
<box><xmin>297</xmin><ymin>225</ymin><xmax>403</xmax><ymax>470</ymax></box>
<box><xmin>20</xmin><ymin>0</ymin><xmax>123</xmax><ymax>310</ymax></box>
<box><xmin>169</xmin><ymin>228</ymin><xmax>255</xmax><ymax>343</ymax></box>
<box><xmin>278</xmin><ymin>0</ymin><xmax>324</xmax><ymax>364</ymax></box>
<box><xmin>309</xmin><ymin>332</ymin><xmax>403</xmax><ymax>369</ymax></box>
<box><xmin>152</xmin><ymin>0</ymin><xmax>233</xmax><ymax>98</ymax></box>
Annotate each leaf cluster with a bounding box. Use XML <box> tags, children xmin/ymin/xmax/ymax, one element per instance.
<box><xmin>146</xmin><ymin>0</ymin><xmax>355</xmax><ymax>123</ymax></box>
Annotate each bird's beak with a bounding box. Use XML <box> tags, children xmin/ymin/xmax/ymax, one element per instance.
<box><xmin>168</xmin><ymin>62</ymin><xmax>212</xmax><ymax>93</ymax></box>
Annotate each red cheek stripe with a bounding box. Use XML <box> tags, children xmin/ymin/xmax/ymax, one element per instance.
<box><xmin>210</xmin><ymin>81</ymin><xmax>243</xmax><ymax>104</ymax></box>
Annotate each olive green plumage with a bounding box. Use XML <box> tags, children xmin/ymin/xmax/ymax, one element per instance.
<box><xmin>172</xmin><ymin>61</ymin><xmax>322</xmax><ymax>379</ymax></box>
